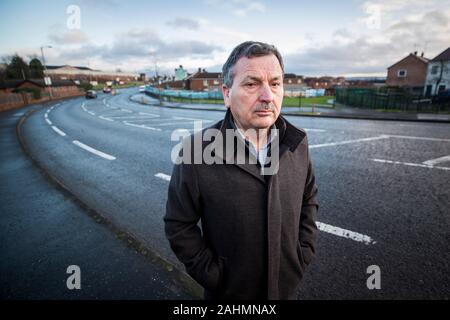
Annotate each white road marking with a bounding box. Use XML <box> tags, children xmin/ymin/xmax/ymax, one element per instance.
<box><xmin>423</xmin><ymin>155</ymin><xmax>450</xmax><ymax>166</ymax></box>
<box><xmin>45</xmin><ymin>118</ymin><xmax>52</xmax><ymax>125</ymax></box>
<box><xmin>151</xmin><ymin>121</ymin><xmax>212</xmax><ymax>127</ymax></box>
<box><xmin>173</xmin><ymin>116</ymin><xmax>207</xmax><ymax>121</ymax></box>
<box><xmin>72</xmin><ymin>140</ymin><xmax>116</xmax><ymax>160</ymax></box>
<box><xmin>385</xmin><ymin>134</ymin><xmax>450</xmax><ymax>142</ymax></box>
<box><xmin>99</xmin><ymin>116</ymin><xmax>114</xmax><ymax>122</ymax></box>
<box><xmin>310</xmin><ymin>135</ymin><xmax>389</xmax><ymax>148</ymax></box>
<box><xmin>316</xmin><ymin>221</ymin><xmax>376</xmax><ymax>245</ymax></box>
<box><xmin>88</xmin><ymin>111</ymin><xmax>95</xmax><ymax>116</ymax></box>
<box><xmin>155</xmin><ymin>173</ymin><xmax>171</xmax><ymax>181</ymax></box>
<box><xmin>304</xmin><ymin>128</ymin><xmax>326</xmax><ymax>132</ymax></box>
<box><xmin>44</xmin><ymin>114</ymin><xmax>49</xmax><ymax>119</ymax></box>
<box><xmin>120</xmin><ymin>108</ymin><xmax>133</xmax><ymax>113</ymax></box>
<box><xmin>139</xmin><ymin>112</ymin><xmax>160</xmax><ymax>117</ymax></box>
<box><xmin>155</xmin><ymin>172</ymin><xmax>375</xmax><ymax>244</ymax></box>
<box><xmin>372</xmin><ymin>158</ymin><xmax>450</xmax><ymax>171</ymax></box>
<box><xmin>81</xmin><ymin>103</ymin><xmax>87</xmax><ymax>112</ymax></box>
<box><xmin>51</xmin><ymin>126</ymin><xmax>66</xmax><ymax>137</ymax></box>
<box><xmin>123</xmin><ymin>121</ymin><xmax>161</xmax><ymax>131</ymax></box>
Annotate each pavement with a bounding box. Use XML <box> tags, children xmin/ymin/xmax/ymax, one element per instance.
<box><xmin>0</xmin><ymin>102</ymin><xmax>197</xmax><ymax>300</ymax></box>
<box><xmin>130</xmin><ymin>93</ymin><xmax>450</xmax><ymax>123</ymax></box>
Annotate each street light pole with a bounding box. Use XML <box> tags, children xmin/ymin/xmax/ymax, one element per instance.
<box><xmin>40</xmin><ymin>45</ymin><xmax>53</xmax><ymax>99</ymax></box>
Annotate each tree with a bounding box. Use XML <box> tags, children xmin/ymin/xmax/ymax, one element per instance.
<box><xmin>5</xmin><ymin>54</ymin><xmax>30</xmax><ymax>80</ymax></box>
<box><xmin>29</xmin><ymin>58</ymin><xmax>44</xmax><ymax>78</ymax></box>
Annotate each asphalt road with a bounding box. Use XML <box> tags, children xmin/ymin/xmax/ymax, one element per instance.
<box><xmin>16</xmin><ymin>87</ymin><xmax>450</xmax><ymax>299</ymax></box>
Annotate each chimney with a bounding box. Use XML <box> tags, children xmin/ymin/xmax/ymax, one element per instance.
<box><xmin>198</xmin><ymin>67</ymin><xmax>201</xmax><ymax>73</ymax></box>
<box><xmin>414</xmin><ymin>51</ymin><xmax>417</xmax><ymax>55</ymax></box>
<box><xmin>420</xmin><ymin>52</ymin><xmax>424</xmax><ymax>57</ymax></box>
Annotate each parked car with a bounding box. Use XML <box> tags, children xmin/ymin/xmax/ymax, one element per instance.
<box><xmin>103</xmin><ymin>86</ymin><xmax>112</xmax><ymax>93</ymax></box>
<box><xmin>432</xmin><ymin>89</ymin><xmax>450</xmax><ymax>104</ymax></box>
<box><xmin>139</xmin><ymin>85</ymin><xmax>146</xmax><ymax>92</ymax></box>
<box><xmin>85</xmin><ymin>90</ymin><xmax>97</xmax><ymax>99</ymax></box>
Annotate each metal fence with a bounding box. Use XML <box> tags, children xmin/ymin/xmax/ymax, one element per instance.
<box><xmin>335</xmin><ymin>88</ymin><xmax>450</xmax><ymax>113</ymax></box>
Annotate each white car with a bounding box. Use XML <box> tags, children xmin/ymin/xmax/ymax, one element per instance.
<box><xmin>139</xmin><ymin>85</ymin><xmax>146</xmax><ymax>92</ymax></box>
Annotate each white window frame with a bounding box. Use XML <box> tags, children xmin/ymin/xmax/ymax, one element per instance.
<box><xmin>397</xmin><ymin>69</ymin><xmax>407</xmax><ymax>78</ymax></box>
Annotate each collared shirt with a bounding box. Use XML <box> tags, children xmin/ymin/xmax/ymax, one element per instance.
<box><xmin>232</xmin><ymin>119</ymin><xmax>278</xmax><ymax>166</ymax></box>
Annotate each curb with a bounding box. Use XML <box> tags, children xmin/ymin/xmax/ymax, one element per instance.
<box><xmin>16</xmin><ymin>104</ymin><xmax>203</xmax><ymax>299</ymax></box>
<box><xmin>130</xmin><ymin>94</ymin><xmax>450</xmax><ymax>124</ymax></box>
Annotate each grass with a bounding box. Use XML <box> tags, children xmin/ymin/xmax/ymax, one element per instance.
<box><xmin>283</xmin><ymin>95</ymin><xmax>335</xmax><ymax>107</ymax></box>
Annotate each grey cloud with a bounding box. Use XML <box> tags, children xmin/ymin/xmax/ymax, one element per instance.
<box><xmin>166</xmin><ymin>17</ymin><xmax>200</xmax><ymax>30</ymax></box>
<box><xmin>48</xmin><ymin>30</ymin><xmax>89</xmax><ymax>45</ymax></box>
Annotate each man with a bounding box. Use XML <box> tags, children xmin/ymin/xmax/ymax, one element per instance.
<box><xmin>164</xmin><ymin>41</ymin><xmax>318</xmax><ymax>300</ymax></box>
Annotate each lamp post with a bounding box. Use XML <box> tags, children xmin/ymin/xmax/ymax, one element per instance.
<box><xmin>40</xmin><ymin>45</ymin><xmax>53</xmax><ymax>99</ymax></box>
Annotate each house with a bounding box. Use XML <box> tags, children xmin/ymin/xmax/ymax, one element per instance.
<box><xmin>45</xmin><ymin>65</ymin><xmax>139</xmax><ymax>84</ymax></box>
<box><xmin>424</xmin><ymin>47</ymin><xmax>450</xmax><ymax>96</ymax></box>
<box><xmin>386</xmin><ymin>52</ymin><xmax>429</xmax><ymax>94</ymax></box>
<box><xmin>186</xmin><ymin>68</ymin><xmax>222</xmax><ymax>91</ymax></box>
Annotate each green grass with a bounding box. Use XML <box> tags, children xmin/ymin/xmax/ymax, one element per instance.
<box><xmin>283</xmin><ymin>95</ymin><xmax>335</xmax><ymax>107</ymax></box>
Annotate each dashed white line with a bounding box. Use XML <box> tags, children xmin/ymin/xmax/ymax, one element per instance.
<box><xmin>88</xmin><ymin>111</ymin><xmax>95</xmax><ymax>116</ymax></box>
<box><xmin>316</xmin><ymin>221</ymin><xmax>376</xmax><ymax>245</ymax></box>
<box><xmin>120</xmin><ymin>108</ymin><xmax>133</xmax><ymax>113</ymax></box>
<box><xmin>155</xmin><ymin>173</ymin><xmax>171</xmax><ymax>181</ymax></box>
<box><xmin>72</xmin><ymin>140</ymin><xmax>116</xmax><ymax>160</ymax></box>
<box><xmin>123</xmin><ymin>121</ymin><xmax>161</xmax><ymax>131</ymax></box>
<box><xmin>422</xmin><ymin>155</ymin><xmax>450</xmax><ymax>166</ymax></box>
<box><xmin>310</xmin><ymin>135</ymin><xmax>389</xmax><ymax>148</ymax></box>
<box><xmin>385</xmin><ymin>134</ymin><xmax>450</xmax><ymax>142</ymax></box>
<box><xmin>45</xmin><ymin>118</ymin><xmax>52</xmax><ymax>125</ymax></box>
<box><xmin>51</xmin><ymin>126</ymin><xmax>66</xmax><ymax>137</ymax></box>
<box><xmin>99</xmin><ymin>116</ymin><xmax>114</xmax><ymax>122</ymax></box>
<box><xmin>371</xmin><ymin>158</ymin><xmax>450</xmax><ymax>171</ymax></box>
<box><xmin>81</xmin><ymin>103</ymin><xmax>87</xmax><ymax>112</ymax></box>
<box><xmin>154</xmin><ymin>172</ymin><xmax>376</xmax><ymax>244</ymax></box>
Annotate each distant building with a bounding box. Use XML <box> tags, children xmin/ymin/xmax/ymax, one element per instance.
<box><xmin>386</xmin><ymin>52</ymin><xmax>429</xmax><ymax>94</ymax></box>
<box><xmin>174</xmin><ymin>65</ymin><xmax>188</xmax><ymax>81</ymax></box>
<box><xmin>45</xmin><ymin>65</ymin><xmax>139</xmax><ymax>84</ymax></box>
<box><xmin>424</xmin><ymin>47</ymin><xmax>450</xmax><ymax>96</ymax></box>
<box><xmin>186</xmin><ymin>68</ymin><xmax>222</xmax><ymax>91</ymax></box>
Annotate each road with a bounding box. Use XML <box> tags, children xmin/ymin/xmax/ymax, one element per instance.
<box><xmin>16</xmin><ymin>87</ymin><xmax>450</xmax><ymax>299</ymax></box>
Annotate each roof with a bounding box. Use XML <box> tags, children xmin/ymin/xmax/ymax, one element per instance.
<box><xmin>47</xmin><ymin>65</ymin><xmax>96</xmax><ymax>71</ymax></box>
<box><xmin>284</xmin><ymin>73</ymin><xmax>303</xmax><ymax>79</ymax></box>
<box><xmin>430</xmin><ymin>47</ymin><xmax>450</xmax><ymax>62</ymax></box>
<box><xmin>0</xmin><ymin>79</ymin><xmax>23</xmax><ymax>89</ymax></box>
<box><xmin>387</xmin><ymin>53</ymin><xmax>429</xmax><ymax>69</ymax></box>
<box><xmin>189</xmin><ymin>72</ymin><xmax>222</xmax><ymax>79</ymax></box>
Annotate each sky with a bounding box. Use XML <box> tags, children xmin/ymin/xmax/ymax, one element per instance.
<box><xmin>1</xmin><ymin>0</ymin><xmax>449</xmax><ymax>77</ymax></box>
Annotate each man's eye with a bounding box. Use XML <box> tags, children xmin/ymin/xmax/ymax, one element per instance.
<box><xmin>272</xmin><ymin>83</ymin><xmax>281</xmax><ymax>87</ymax></box>
<box><xmin>245</xmin><ymin>83</ymin><xmax>256</xmax><ymax>88</ymax></box>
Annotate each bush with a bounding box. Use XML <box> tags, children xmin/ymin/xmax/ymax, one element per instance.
<box><xmin>78</xmin><ymin>82</ymin><xmax>93</xmax><ymax>92</ymax></box>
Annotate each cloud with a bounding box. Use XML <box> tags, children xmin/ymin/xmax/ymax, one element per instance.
<box><xmin>48</xmin><ymin>30</ymin><xmax>89</xmax><ymax>45</ymax></box>
<box><xmin>166</xmin><ymin>17</ymin><xmax>200</xmax><ymax>30</ymax></box>
<box><xmin>205</xmin><ymin>0</ymin><xmax>265</xmax><ymax>17</ymax></box>
<box><xmin>284</xmin><ymin>7</ymin><xmax>450</xmax><ymax>76</ymax></box>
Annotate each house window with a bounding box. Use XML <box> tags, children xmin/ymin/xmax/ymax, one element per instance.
<box><xmin>397</xmin><ymin>69</ymin><xmax>407</xmax><ymax>78</ymax></box>
<box><xmin>213</xmin><ymin>80</ymin><xmax>219</xmax><ymax>85</ymax></box>
<box><xmin>431</xmin><ymin>65</ymin><xmax>439</xmax><ymax>75</ymax></box>
<box><xmin>297</xmin><ymin>79</ymin><xmax>302</xmax><ymax>84</ymax></box>
<box><xmin>288</xmin><ymin>79</ymin><xmax>292</xmax><ymax>83</ymax></box>
<box><xmin>203</xmin><ymin>80</ymin><xmax>208</xmax><ymax>86</ymax></box>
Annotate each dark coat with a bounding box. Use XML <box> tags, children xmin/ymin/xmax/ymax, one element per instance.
<box><xmin>164</xmin><ymin>109</ymin><xmax>319</xmax><ymax>300</ymax></box>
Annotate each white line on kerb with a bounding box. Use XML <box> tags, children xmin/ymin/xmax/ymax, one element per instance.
<box><xmin>154</xmin><ymin>173</ymin><xmax>376</xmax><ymax>244</ymax></box>
<box><xmin>309</xmin><ymin>135</ymin><xmax>389</xmax><ymax>148</ymax></box>
<box><xmin>45</xmin><ymin>118</ymin><xmax>52</xmax><ymax>125</ymax></box>
<box><xmin>423</xmin><ymin>155</ymin><xmax>450</xmax><ymax>166</ymax></box>
<box><xmin>316</xmin><ymin>221</ymin><xmax>376</xmax><ymax>245</ymax></box>
<box><xmin>372</xmin><ymin>158</ymin><xmax>450</xmax><ymax>171</ymax></box>
<box><xmin>155</xmin><ymin>173</ymin><xmax>171</xmax><ymax>181</ymax></box>
<box><xmin>72</xmin><ymin>140</ymin><xmax>116</xmax><ymax>160</ymax></box>
<box><xmin>51</xmin><ymin>126</ymin><xmax>66</xmax><ymax>137</ymax></box>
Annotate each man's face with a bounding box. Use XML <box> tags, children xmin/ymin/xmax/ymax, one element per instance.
<box><xmin>222</xmin><ymin>54</ymin><xmax>284</xmax><ymax>132</ymax></box>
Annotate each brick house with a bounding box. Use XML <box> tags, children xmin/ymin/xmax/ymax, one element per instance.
<box><xmin>386</xmin><ymin>52</ymin><xmax>429</xmax><ymax>94</ymax></box>
<box><xmin>424</xmin><ymin>47</ymin><xmax>450</xmax><ymax>96</ymax></box>
<box><xmin>186</xmin><ymin>68</ymin><xmax>222</xmax><ymax>91</ymax></box>
<box><xmin>46</xmin><ymin>65</ymin><xmax>139</xmax><ymax>84</ymax></box>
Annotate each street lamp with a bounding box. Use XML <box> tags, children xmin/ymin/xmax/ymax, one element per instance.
<box><xmin>40</xmin><ymin>45</ymin><xmax>53</xmax><ymax>99</ymax></box>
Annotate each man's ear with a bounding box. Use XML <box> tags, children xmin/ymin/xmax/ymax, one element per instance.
<box><xmin>222</xmin><ymin>85</ymin><xmax>231</xmax><ymax>108</ymax></box>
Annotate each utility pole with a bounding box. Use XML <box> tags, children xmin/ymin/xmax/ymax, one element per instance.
<box><xmin>41</xmin><ymin>45</ymin><xmax>53</xmax><ymax>99</ymax></box>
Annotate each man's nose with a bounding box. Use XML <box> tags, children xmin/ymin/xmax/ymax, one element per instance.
<box><xmin>258</xmin><ymin>83</ymin><xmax>273</xmax><ymax>102</ymax></box>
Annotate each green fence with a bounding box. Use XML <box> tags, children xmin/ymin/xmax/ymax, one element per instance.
<box><xmin>335</xmin><ymin>88</ymin><xmax>450</xmax><ymax>113</ymax></box>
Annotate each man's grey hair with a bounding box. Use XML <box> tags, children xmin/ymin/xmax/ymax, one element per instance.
<box><xmin>222</xmin><ymin>41</ymin><xmax>284</xmax><ymax>88</ymax></box>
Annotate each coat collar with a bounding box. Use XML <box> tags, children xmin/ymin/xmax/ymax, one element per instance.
<box><xmin>209</xmin><ymin>109</ymin><xmax>307</xmax><ymax>182</ymax></box>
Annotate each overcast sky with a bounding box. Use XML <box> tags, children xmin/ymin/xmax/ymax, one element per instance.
<box><xmin>1</xmin><ymin>0</ymin><xmax>449</xmax><ymax>77</ymax></box>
